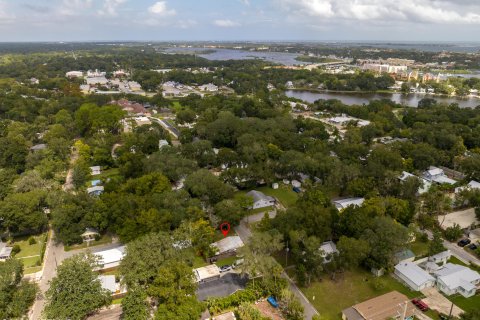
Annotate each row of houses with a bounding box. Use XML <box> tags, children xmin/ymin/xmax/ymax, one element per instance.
<box><xmin>394</xmin><ymin>250</ymin><xmax>480</xmax><ymax>298</ymax></box>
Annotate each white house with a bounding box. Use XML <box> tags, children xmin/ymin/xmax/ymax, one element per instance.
<box><xmin>0</xmin><ymin>242</ymin><xmax>13</xmax><ymax>261</ymax></box>
<box><xmin>86</xmin><ymin>77</ymin><xmax>108</xmax><ymax>86</ymax></box>
<box><xmin>399</xmin><ymin>171</ymin><xmax>431</xmax><ymax>194</ymax></box>
<box><xmin>394</xmin><ymin>261</ymin><xmax>436</xmax><ymax>291</ymax></box>
<box><xmin>211</xmin><ymin>236</ymin><xmax>244</xmax><ymax>256</ymax></box>
<box><xmin>199</xmin><ymin>83</ymin><xmax>218</xmax><ymax>92</ymax></box>
<box><xmin>319</xmin><ymin>241</ymin><xmax>339</xmax><ymax>263</ymax></box>
<box><xmin>434</xmin><ymin>263</ymin><xmax>480</xmax><ymax>298</ymax></box>
<box><xmin>246</xmin><ymin>190</ymin><xmax>276</xmax><ymax>209</ymax></box>
<box><xmin>90</xmin><ymin>166</ymin><xmax>101</xmax><ymax>176</ymax></box>
<box><xmin>94</xmin><ymin>246</ymin><xmax>126</xmax><ymax>271</ymax></box>
<box><xmin>428</xmin><ymin>250</ymin><xmax>451</xmax><ymax>266</ymax></box>
<box><xmin>66</xmin><ymin>71</ymin><xmax>84</xmax><ymax>78</ymax></box>
<box><xmin>455</xmin><ymin>180</ymin><xmax>480</xmax><ymax>194</ymax></box>
<box><xmin>87</xmin><ymin>186</ymin><xmax>104</xmax><ymax>196</ymax></box>
<box><xmin>194</xmin><ymin>264</ymin><xmax>221</xmax><ymax>283</ymax></box>
<box><xmin>333</xmin><ymin>197</ymin><xmax>365</xmax><ymax>211</ymax></box>
<box><xmin>291</xmin><ymin>180</ymin><xmax>301</xmax><ymax>188</ymax></box>
<box><xmin>423</xmin><ymin>166</ymin><xmax>457</xmax><ymax>185</ymax></box>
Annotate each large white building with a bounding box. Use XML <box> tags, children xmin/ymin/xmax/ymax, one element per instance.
<box><xmin>434</xmin><ymin>263</ymin><xmax>480</xmax><ymax>298</ymax></box>
<box><xmin>333</xmin><ymin>197</ymin><xmax>365</xmax><ymax>211</ymax></box>
<box><xmin>394</xmin><ymin>261</ymin><xmax>436</xmax><ymax>291</ymax></box>
<box><xmin>423</xmin><ymin>166</ymin><xmax>457</xmax><ymax>185</ymax></box>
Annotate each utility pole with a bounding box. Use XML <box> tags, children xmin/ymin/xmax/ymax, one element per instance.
<box><xmin>285</xmin><ymin>241</ymin><xmax>289</xmax><ymax>267</ymax></box>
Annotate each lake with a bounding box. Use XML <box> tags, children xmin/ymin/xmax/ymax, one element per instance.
<box><xmin>285</xmin><ymin>90</ymin><xmax>480</xmax><ymax>109</ymax></box>
<box><xmin>163</xmin><ymin>47</ymin><xmax>302</xmax><ymax>66</ymax></box>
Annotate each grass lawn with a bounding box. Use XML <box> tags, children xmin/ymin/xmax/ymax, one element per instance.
<box><xmin>257</xmin><ymin>185</ymin><xmax>299</xmax><ymax>208</ymax></box>
<box><xmin>300</xmin><ymin>269</ymin><xmax>420</xmax><ymax>320</ymax></box>
<box><xmin>112</xmin><ymin>298</ymin><xmax>123</xmax><ymax>305</ymax></box>
<box><xmin>13</xmin><ymin>234</ymin><xmax>46</xmax><ymax>258</ymax></box>
<box><xmin>24</xmin><ymin>266</ymin><xmax>42</xmax><ymax>274</ymax></box>
<box><xmin>449</xmin><ymin>293</ymin><xmax>480</xmax><ymax>313</ymax></box>
<box><xmin>20</xmin><ymin>256</ymin><xmax>41</xmax><ymax>268</ymax></box>
<box><xmin>235</xmin><ymin>185</ymin><xmax>298</xmax><ymax>209</ymax></box>
<box><xmin>193</xmin><ymin>255</ymin><xmax>208</xmax><ymax>268</ymax></box>
<box><xmin>65</xmin><ymin>234</ymin><xmax>112</xmax><ymax>252</ymax></box>
<box><xmin>215</xmin><ymin>256</ymin><xmax>238</xmax><ymax>267</ymax></box>
<box><xmin>94</xmin><ymin>168</ymin><xmax>120</xmax><ymax>182</ymax></box>
<box><xmin>171</xmin><ymin>101</ymin><xmax>184</xmax><ymax>111</ymax></box>
<box><xmin>410</xmin><ymin>240</ymin><xmax>429</xmax><ymax>258</ymax></box>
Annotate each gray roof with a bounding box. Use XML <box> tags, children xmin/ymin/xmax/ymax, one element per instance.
<box><xmin>211</xmin><ymin>236</ymin><xmax>244</xmax><ymax>255</ymax></box>
<box><xmin>246</xmin><ymin>190</ymin><xmax>274</xmax><ymax>203</ymax></box>
<box><xmin>0</xmin><ymin>242</ymin><xmax>12</xmax><ymax>258</ymax></box>
<box><xmin>342</xmin><ymin>307</ymin><xmax>364</xmax><ymax>320</ymax></box>
<box><xmin>30</xmin><ymin>144</ymin><xmax>47</xmax><ymax>151</ymax></box>
<box><xmin>429</xmin><ymin>250</ymin><xmax>451</xmax><ymax>261</ymax></box>
<box><xmin>434</xmin><ymin>263</ymin><xmax>480</xmax><ymax>292</ymax></box>
<box><xmin>99</xmin><ymin>275</ymin><xmax>116</xmax><ymax>293</ymax></box>
<box><xmin>395</xmin><ymin>261</ymin><xmax>435</xmax><ymax>287</ymax></box>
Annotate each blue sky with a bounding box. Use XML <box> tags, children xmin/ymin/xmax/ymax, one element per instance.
<box><xmin>1</xmin><ymin>0</ymin><xmax>480</xmax><ymax>41</ymax></box>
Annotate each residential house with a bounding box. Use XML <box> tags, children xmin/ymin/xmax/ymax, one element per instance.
<box><xmin>423</xmin><ymin>166</ymin><xmax>457</xmax><ymax>185</ymax></box>
<box><xmin>159</xmin><ymin>140</ymin><xmax>169</xmax><ymax>149</ymax></box>
<box><xmin>98</xmin><ymin>275</ymin><xmax>126</xmax><ymax>298</ymax></box>
<box><xmin>428</xmin><ymin>250</ymin><xmax>451</xmax><ymax>266</ymax></box>
<box><xmin>87</xmin><ymin>186</ymin><xmax>104</xmax><ymax>196</ymax></box>
<box><xmin>398</xmin><ymin>171</ymin><xmax>431</xmax><ymax>194</ymax></box>
<box><xmin>211</xmin><ymin>236</ymin><xmax>244</xmax><ymax>256</ymax></box>
<box><xmin>90</xmin><ymin>166</ymin><xmax>101</xmax><ymax>176</ymax></box>
<box><xmin>333</xmin><ymin>198</ymin><xmax>365</xmax><ymax>211</ymax></box>
<box><xmin>245</xmin><ymin>190</ymin><xmax>276</xmax><ymax>209</ymax></box>
<box><xmin>66</xmin><ymin>71</ymin><xmax>84</xmax><ymax>78</ymax></box>
<box><xmin>0</xmin><ymin>242</ymin><xmax>13</xmax><ymax>261</ymax></box>
<box><xmin>319</xmin><ymin>241</ymin><xmax>339</xmax><ymax>263</ymax></box>
<box><xmin>91</xmin><ymin>180</ymin><xmax>102</xmax><ymax>186</ymax></box>
<box><xmin>81</xmin><ymin>228</ymin><xmax>99</xmax><ymax>243</ymax></box>
<box><xmin>127</xmin><ymin>81</ymin><xmax>142</xmax><ymax>92</ymax></box>
<box><xmin>194</xmin><ymin>264</ymin><xmax>221</xmax><ymax>283</ymax></box>
<box><xmin>94</xmin><ymin>246</ymin><xmax>126</xmax><ymax>271</ymax></box>
<box><xmin>394</xmin><ymin>261</ymin><xmax>436</xmax><ymax>291</ymax></box>
<box><xmin>455</xmin><ymin>180</ymin><xmax>480</xmax><ymax>194</ymax></box>
<box><xmin>86</xmin><ymin>76</ymin><xmax>108</xmax><ymax>86</ymax></box>
<box><xmin>199</xmin><ymin>83</ymin><xmax>218</xmax><ymax>92</ymax></box>
<box><xmin>434</xmin><ymin>263</ymin><xmax>480</xmax><ymax>298</ymax></box>
<box><xmin>30</xmin><ymin>144</ymin><xmax>47</xmax><ymax>152</ymax></box>
<box><xmin>87</xmin><ymin>69</ymin><xmax>106</xmax><ymax>78</ymax></box>
<box><xmin>30</xmin><ymin>78</ymin><xmax>40</xmax><ymax>85</ymax></box>
<box><xmin>291</xmin><ymin>180</ymin><xmax>301</xmax><ymax>188</ymax></box>
<box><xmin>342</xmin><ymin>291</ymin><xmax>417</xmax><ymax>320</ymax></box>
<box><xmin>134</xmin><ymin>116</ymin><xmax>151</xmax><ymax>126</ymax></box>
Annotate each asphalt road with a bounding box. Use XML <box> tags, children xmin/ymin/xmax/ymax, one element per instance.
<box><xmin>235</xmin><ymin>211</ymin><xmax>319</xmax><ymax>320</ymax></box>
<box><xmin>423</xmin><ymin>229</ymin><xmax>480</xmax><ymax>266</ymax></box>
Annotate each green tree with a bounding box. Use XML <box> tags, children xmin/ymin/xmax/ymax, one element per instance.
<box><xmin>184</xmin><ymin>169</ymin><xmax>233</xmax><ymax>205</ymax></box>
<box><xmin>44</xmin><ymin>253</ymin><xmax>112</xmax><ymax>320</ymax></box>
<box><xmin>0</xmin><ymin>259</ymin><xmax>37</xmax><ymax>319</ymax></box>
<box><xmin>444</xmin><ymin>223</ymin><xmax>463</xmax><ymax>242</ymax></box>
<box><xmin>336</xmin><ymin>236</ymin><xmax>370</xmax><ymax>270</ymax></box>
<box><xmin>428</xmin><ymin>230</ymin><xmax>446</xmax><ymax>256</ymax></box>
<box><xmin>121</xmin><ymin>287</ymin><xmax>150</xmax><ymax>320</ymax></box>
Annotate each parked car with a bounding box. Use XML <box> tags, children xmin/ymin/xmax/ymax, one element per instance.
<box><xmin>267</xmin><ymin>296</ymin><xmax>279</xmax><ymax>308</ymax></box>
<box><xmin>468</xmin><ymin>243</ymin><xmax>478</xmax><ymax>250</ymax></box>
<box><xmin>219</xmin><ymin>265</ymin><xmax>232</xmax><ymax>273</ymax></box>
<box><xmin>411</xmin><ymin>298</ymin><xmax>429</xmax><ymax>312</ymax></box>
<box><xmin>458</xmin><ymin>239</ymin><xmax>471</xmax><ymax>247</ymax></box>
<box><xmin>292</xmin><ymin>187</ymin><xmax>301</xmax><ymax>193</ymax></box>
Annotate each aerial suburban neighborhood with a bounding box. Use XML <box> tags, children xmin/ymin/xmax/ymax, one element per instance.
<box><xmin>2</xmin><ymin>1</ymin><xmax>480</xmax><ymax>320</ymax></box>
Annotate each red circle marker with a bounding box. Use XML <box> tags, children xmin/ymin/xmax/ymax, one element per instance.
<box><xmin>220</xmin><ymin>222</ymin><xmax>230</xmax><ymax>237</ymax></box>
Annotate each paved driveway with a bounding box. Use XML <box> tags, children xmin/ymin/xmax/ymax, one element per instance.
<box><xmin>421</xmin><ymin>287</ymin><xmax>463</xmax><ymax>318</ymax></box>
<box><xmin>196</xmin><ymin>273</ymin><xmax>248</xmax><ymax>301</ymax></box>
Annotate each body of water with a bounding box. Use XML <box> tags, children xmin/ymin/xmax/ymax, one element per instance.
<box><xmin>163</xmin><ymin>47</ymin><xmax>302</xmax><ymax>66</ymax></box>
<box><xmin>285</xmin><ymin>90</ymin><xmax>480</xmax><ymax>109</ymax></box>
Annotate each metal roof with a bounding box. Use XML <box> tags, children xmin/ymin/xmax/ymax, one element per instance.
<box><xmin>395</xmin><ymin>261</ymin><xmax>435</xmax><ymax>287</ymax></box>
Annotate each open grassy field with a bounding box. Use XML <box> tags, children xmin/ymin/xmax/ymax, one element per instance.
<box><xmin>300</xmin><ymin>269</ymin><xmax>420</xmax><ymax>320</ymax></box>
<box><xmin>13</xmin><ymin>233</ymin><xmax>47</xmax><ymax>273</ymax></box>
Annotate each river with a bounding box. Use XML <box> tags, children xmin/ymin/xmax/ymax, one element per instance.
<box><xmin>285</xmin><ymin>90</ymin><xmax>480</xmax><ymax>108</ymax></box>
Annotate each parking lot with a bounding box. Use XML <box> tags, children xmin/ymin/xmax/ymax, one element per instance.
<box><xmin>196</xmin><ymin>273</ymin><xmax>248</xmax><ymax>301</ymax></box>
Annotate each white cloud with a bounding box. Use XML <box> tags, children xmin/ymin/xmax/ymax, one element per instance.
<box><xmin>214</xmin><ymin>19</ymin><xmax>240</xmax><ymax>27</ymax></box>
<box><xmin>0</xmin><ymin>1</ymin><xmax>15</xmax><ymax>24</ymax></box>
<box><xmin>278</xmin><ymin>0</ymin><xmax>480</xmax><ymax>24</ymax></box>
<box><xmin>98</xmin><ymin>0</ymin><xmax>127</xmax><ymax>16</ymax></box>
<box><xmin>58</xmin><ymin>0</ymin><xmax>93</xmax><ymax>16</ymax></box>
<box><xmin>148</xmin><ymin>1</ymin><xmax>176</xmax><ymax>16</ymax></box>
